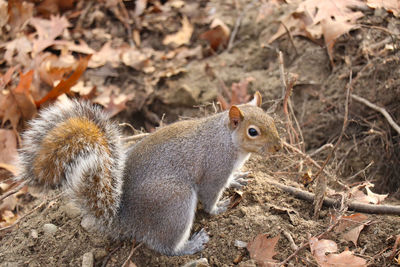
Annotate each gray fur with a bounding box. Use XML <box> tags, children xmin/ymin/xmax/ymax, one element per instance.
<box><xmin>17</xmin><ymin>98</ymin><xmax>281</xmax><ymax>256</ymax></box>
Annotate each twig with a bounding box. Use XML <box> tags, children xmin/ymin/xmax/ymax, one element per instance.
<box><xmin>278</xmin><ymin>210</ymin><xmax>343</xmax><ymax>266</ymax></box>
<box><xmin>347</xmin><ymin>161</ymin><xmax>374</xmax><ymax>181</ymax></box>
<box><xmin>122</xmin><ymin>242</ymin><xmax>143</xmax><ymax>267</ymax></box>
<box><xmin>0</xmin><ymin>193</ymin><xmax>63</xmax><ymax>231</ymax></box>
<box><xmin>283</xmin><ymin>142</ymin><xmax>335</xmax><ymax>180</ymax></box>
<box><xmin>313</xmin><ymin>71</ymin><xmax>352</xmax><ymax>219</ymax></box>
<box><xmin>101</xmin><ymin>244</ymin><xmax>123</xmax><ymax>267</ymax></box>
<box><xmin>280</xmin><ymin>22</ymin><xmax>298</xmax><ymax>56</ymax></box>
<box><xmin>282</xmin><ymin>230</ymin><xmax>298</xmax><ymax>251</ymax></box>
<box><xmin>227</xmin><ymin>0</ymin><xmax>256</xmax><ymax>51</ymax></box>
<box><xmin>309</xmin><ymin>144</ymin><xmax>334</xmax><ymax>157</ymax></box>
<box><xmin>269</xmin><ymin>180</ymin><xmax>400</xmax><ymax>215</ymax></box>
<box><xmin>351</xmin><ymin>94</ymin><xmax>400</xmax><ymax>136</ymax></box>
<box><xmin>278</xmin><ymin>51</ymin><xmax>302</xmax><ymax>148</ymax></box>
<box><xmin>121</xmin><ymin>133</ymin><xmax>150</xmax><ymax>142</ymax></box>
<box><xmin>0</xmin><ymin>181</ymin><xmax>26</xmax><ymax>202</ymax></box>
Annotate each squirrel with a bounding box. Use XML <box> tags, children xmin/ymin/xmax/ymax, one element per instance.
<box><xmin>16</xmin><ymin>91</ymin><xmax>282</xmax><ymax>256</ymax></box>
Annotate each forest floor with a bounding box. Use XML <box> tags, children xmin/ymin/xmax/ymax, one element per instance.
<box><xmin>0</xmin><ymin>0</ymin><xmax>400</xmax><ymax>266</ymax></box>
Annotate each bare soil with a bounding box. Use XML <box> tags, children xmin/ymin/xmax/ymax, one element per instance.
<box><xmin>1</xmin><ymin>0</ymin><xmax>400</xmax><ymax>266</ymax></box>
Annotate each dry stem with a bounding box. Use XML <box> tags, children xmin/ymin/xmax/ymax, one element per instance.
<box><xmin>351</xmin><ymin>94</ymin><xmax>400</xmax><ymax>136</ymax></box>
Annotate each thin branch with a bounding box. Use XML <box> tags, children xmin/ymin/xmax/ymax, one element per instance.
<box><xmin>351</xmin><ymin>94</ymin><xmax>400</xmax><ymax>136</ymax></box>
<box><xmin>0</xmin><ymin>193</ymin><xmax>63</xmax><ymax>231</ymax></box>
<box><xmin>122</xmin><ymin>242</ymin><xmax>143</xmax><ymax>267</ymax></box>
<box><xmin>269</xmin><ymin>180</ymin><xmax>400</xmax><ymax>215</ymax></box>
<box><xmin>227</xmin><ymin>0</ymin><xmax>256</xmax><ymax>51</ymax></box>
<box><xmin>0</xmin><ymin>181</ymin><xmax>26</xmax><ymax>202</ymax></box>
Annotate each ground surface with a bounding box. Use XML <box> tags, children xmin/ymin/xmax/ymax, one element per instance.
<box><xmin>1</xmin><ymin>0</ymin><xmax>400</xmax><ymax>266</ymax></box>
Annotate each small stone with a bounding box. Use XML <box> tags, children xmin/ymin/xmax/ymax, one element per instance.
<box><xmin>82</xmin><ymin>252</ymin><xmax>94</xmax><ymax>267</ymax></box>
<box><xmin>181</xmin><ymin>258</ymin><xmax>209</xmax><ymax>267</ymax></box>
<box><xmin>62</xmin><ymin>202</ymin><xmax>81</xmax><ymax>218</ymax></box>
<box><xmin>43</xmin><ymin>223</ymin><xmax>58</xmax><ymax>235</ymax></box>
<box><xmin>80</xmin><ymin>216</ymin><xmax>95</xmax><ymax>232</ymax></box>
<box><xmin>238</xmin><ymin>260</ymin><xmax>257</xmax><ymax>267</ymax></box>
<box><xmin>31</xmin><ymin>229</ymin><xmax>38</xmax><ymax>239</ymax></box>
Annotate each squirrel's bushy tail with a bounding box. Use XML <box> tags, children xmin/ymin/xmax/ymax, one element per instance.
<box><xmin>17</xmin><ymin>99</ymin><xmax>125</xmax><ymax>228</ymax></box>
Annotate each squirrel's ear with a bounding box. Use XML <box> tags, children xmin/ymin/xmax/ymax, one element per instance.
<box><xmin>248</xmin><ymin>91</ymin><xmax>262</xmax><ymax>107</ymax></box>
<box><xmin>229</xmin><ymin>105</ymin><xmax>244</xmax><ymax>129</ymax></box>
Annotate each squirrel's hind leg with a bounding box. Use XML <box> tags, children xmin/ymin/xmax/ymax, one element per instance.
<box><xmin>136</xmin><ymin>180</ymin><xmax>209</xmax><ymax>256</ymax></box>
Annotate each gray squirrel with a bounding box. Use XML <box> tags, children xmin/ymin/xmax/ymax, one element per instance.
<box><xmin>17</xmin><ymin>91</ymin><xmax>282</xmax><ymax>256</ymax></box>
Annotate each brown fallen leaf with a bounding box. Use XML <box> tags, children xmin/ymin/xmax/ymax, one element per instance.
<box><xmin>11</xmin><ymin>70</ymin><xmax>37</xmax><ymax>121</ymax></box>
<box><xmin>0</xmin><ymin>130</ymin><xmax>18</xmax><ymax>166</ymax></box>
<box><xmin>0</xmin><ymin>209</ymin><xmax>18</xmax><ymax>228</ymax></box>
<box><xmin>343</xmin><ymin>224</ymin><xmax>365</xmax><ymax>247</ymax></box>
<box><xmin>268</xmin><ymin>0</ymin><xmax>366</xmax><ymax>65</ymax></box>
<box><xmin>0</xmin><ymin>66</ymin><xmax>17</xmax><ymax>89</ymax></box>
<box><xmin>309</xmin><ymin>237</ymin><xmax>367</xmax><ymax>267</ymax></box>
<box><xmin>37</xmin><ymin>0</ymin><xmax>76</xmax><ymax>17</ymax></box>
<box><xmin>367</xmin><ymin>0</ymin><xmax>400</xmax><ymax>17</ymax></box>
<box><xmin>38</xmin><ymin>53</ymin><xmax>75</xmax><ymax>87</ymax></box>
<box><xmin>89</xmin><ymin>42</ymin><xmax>120</xmax><ymax>68</ymax></box>
<box><xmin>335</xmin><ymin>213</ymin><xmax>369</xmax><ymax>233</ymax></box>
<box><xmin>30</xmin><ymin>15</ymin><xmax>71</xmax><ymax>56</ymax></box>
<box><xmin>162</xmin><ymin>16</ymin><xmax>193</xmax><ymax>47</ymax></box>
<box><xmin>35</xmin><ymin>55</ymin><xmax>92</xmax><ymax>107</ymax></box>
<box><xmin>0</xmin><ymin>71</ymin><xmax>36</xmax><ymax>129</ymax></box>
<box><xmin>199</xmin><ymin>18</ymin><xmax>230</xmax><ymax>51</ymax></box>
<box><xmin>0</xmin><ymin>0</ymin><xmax>8</xmax><ymax>29</ymax></box>
<box><xmin>7</xmin><ymin>0</ymin><xmax>34</xmax><ymax>34</ymax></box>
<box><xmin>247</xmin><ymin>233</ymin><xmax>280</xmax><ymax>266</ymax></box>
<box><xmin>349</xmin><ymin>182</ymin><xmax>388</xmax><ymax>205</ymax></box>
<box><xmin>3</xmin><ymin>36</ymin><xmax>32</xmax><ymax>66</ymax></box>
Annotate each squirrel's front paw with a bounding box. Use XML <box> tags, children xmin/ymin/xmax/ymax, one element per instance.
<box><xmin>230</xmin><ymin>171</ymin><xmax>250</xmax><ymax>189</ymax></box>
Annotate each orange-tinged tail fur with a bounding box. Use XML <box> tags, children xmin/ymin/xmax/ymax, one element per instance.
<box><xmin>17</xmin><ymin>99</ymin><xmax>125</xmax><ymax>229</ymax></box>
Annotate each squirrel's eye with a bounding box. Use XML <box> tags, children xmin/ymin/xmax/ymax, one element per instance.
<box><xmin>248</xmin><ymin>128</ymin><xmax>259</xmax><ymax>137</ymax></box>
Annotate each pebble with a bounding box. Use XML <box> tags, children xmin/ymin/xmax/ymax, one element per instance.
<box><xmin>31</xmin><ymin>229</ymin><xmax>39</xmax><ymax>239</ymax></box>
<box><xmin>43</xmin><ymin>223</ymin><xmax>58</xmax><ymax>235</ymax></box>
<box><xmin>62</xmin><ymin>202</ymin><xmax>81</xmax><ymax>219</ymax></box>
<box><xmin>181</xmin><ymin>258</ymin><xmax>209</xmax><ymax>267</ymax></box>
<box><xmin>238</xmin><ymin>260</ymin><xmax>257</xmax><ymax>267</ymax></box>
<box><xmin>82</xmin><ymin>252</ymin><xmax>94</xmax><ymax>267</ymax></box>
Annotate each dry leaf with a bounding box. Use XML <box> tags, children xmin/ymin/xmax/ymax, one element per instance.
<box><xmin>30</xmin><ymin>15</ymin><xmax>71</xmax><ymax>56</ymax></box>
<box><xmin>3</xmin><ymin>36</ymin><xmax>32</xmax><ymax>66</ymax></box>
<box><xmin>310</xmin><ymin>237</ymin><xmax>367</xmax><ymax>267</ymax></box>
<box><xmin>38</xmin><ymin>53</ymin><xmax>75</xmax><ymax>86</ymax></box>
<box><xmin>7</xmin><ymin>0</ymin><xmax>34</xmax><ymax>33</ymax></box>
<box><xmin>37</xmin><ymin>0</ymin><xmax>76</xmax><ymax>17</ymax></box>
<box><xmin>0</xmin><ymin>209</ymin><xmax>18</xmax><ymax>227</ymax></box>
<box><xmin>268</xmin><ymin>0</ymin><xmax>366</xmax><ymax>65</ymax></box>
<box><xmin>163</xmin><ymin>16</ymin><xmax>193</xmax><ymax>47</ymax></box>
<box><xmin>36</xmin><ymin>55</ymin><xmax>92</xmax><ymax>107</ymax></box>
<box><xmin>199</xmin><ymin>18</ymin><xmax>230</xmax><ymax>51</ymax></box>
<box><xmin>0</xmin><ymin>71</ymin><xmax>36</xmax><ymax>129</ymax></box>
<box><xmin>335</xmin><ymin>213</ymin><xmax>369</xmax><ymax>232</ymax></box>
<box><xmin>121</xmin><ymin>48</ymin><xmax>152</xmax><ymax>71</ymax></box>
<box><xmin>343</xmin><ymin>225</ymin><xmax>365</xmax><ymax>246</ymax></box>
<box><xmin>247</xmin><ymin>233</ymin><xmax>280</xmax><ymax>266</ymax></box>
<box><xmin>325</xmin><ymin>251</ymin><xmax>367</xmax><ymax>267</ymax></box>
<box><xmin>11</xmin><ymin>70</ymin><xmax>37</xmax><ymax>120</ymax></box>
<box><xmin>89</xmin><ymin>42</ymin><xmax>120</xmax><ymax>68</ymax></box>
<box><xmin>350</xmin><ymin>183</ymin><xmax>388</xmax><ymax>204</ymax></box>
<box><xmin>0</xmin><ymin>0</ymin><xmax>8</xmax><ymax>28</ymax></box>
<box><xmin>367</xmin><ymin>0</ymin><xmax>400</xmax><ymax>17</ymax></box>
<box><xmin>0</xmin><ymin>66</ymin><xmax>17</xmax><ymax>89</ymax></box>
<box><xmin>365</xmin><ymin>186</ymin><xmax>388</xmax><ymax>204</ymax></box>
<box><xmin>0</xmin><ymin>130</ymin><xmax>18</xmax><ymax>166</ymax></box>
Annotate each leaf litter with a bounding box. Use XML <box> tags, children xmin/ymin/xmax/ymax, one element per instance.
<box><xmin>0</xmin><ymin>0</ymin><xmax>400</xmax><ymax>266</ymax></box>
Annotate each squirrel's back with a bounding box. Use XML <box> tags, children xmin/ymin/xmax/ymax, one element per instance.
<box><xmin>17</xmin><ymin>99</ymin><xmax>126</xmax><ymax>229</ymax></box>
